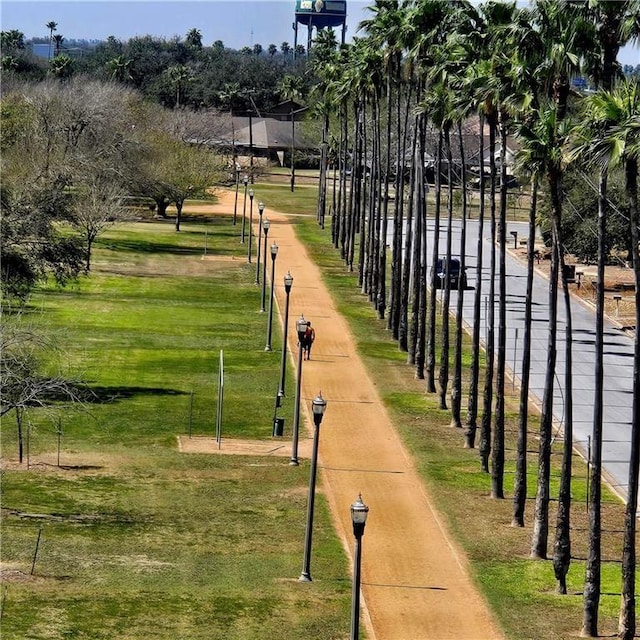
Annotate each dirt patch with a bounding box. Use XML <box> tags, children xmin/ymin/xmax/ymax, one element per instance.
<box><xmin>177</xmin><ymin>435</ymin><xmax>313</xmax><ymax>459</ymax></box>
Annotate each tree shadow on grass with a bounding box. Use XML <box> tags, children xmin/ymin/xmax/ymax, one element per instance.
<box><xmin>46</xmin><ymin>384</ymin><xmax>188</xmax><ymax>405</ymax></box>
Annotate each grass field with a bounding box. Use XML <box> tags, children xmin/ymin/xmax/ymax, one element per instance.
<box><xmin>1</xmin><ymin>186</ymin><xmax>636</xmax><ymax>640</ymax></box>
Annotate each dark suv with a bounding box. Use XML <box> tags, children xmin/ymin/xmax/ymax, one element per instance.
<box><xmin>432</xmin><ymin>257</ymin><xmax>467</xmax><ymax>289</ymax></box>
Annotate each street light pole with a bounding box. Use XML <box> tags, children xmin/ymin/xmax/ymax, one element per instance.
<box><xmin>260</xmin><ymin>219</ymin><xmax>270</xmax><ymax>312</ymax></box>
<box><xmin>247</xmin><ymin>188</ymin><xmax>254</xmax><ymax>262</ymax></box>
<box><xmin>350</xmin><ymin>494</ymin><xmax>369</xmax><ymax>640</ymax></box>
<box><xmin>255</xmin><ymin>201</ymin><xmax>265</xmax><ymax>285</ymax></box>
<box><xmin>241</xmin><ymin>174</ymin><xmax>248</xmax><ymax>243</ymax></box>
<box><xmin>265</xmin><ymin>242</ymin><xmax>278</xmax><ymax>351</ymax></box>
<box><xmin>299</xmin><ymin>392</ymin><xmax>327</xmax><ymax>582</ymax></box>
<box><xmin>279</xmin><ymin>272</ymin><xmax>293</xmax><ymax>396</ymax></box>
<box><xmin>290</xmin><ymin>315</ymin><xmax>307</xmax><ymax>466</ymax></box>
<box><xmin>233</xmin><ymin>164</ymin><xmax>241</xmax><ymax>225</ymax></box>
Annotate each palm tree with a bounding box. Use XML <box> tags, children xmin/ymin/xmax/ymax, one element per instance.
<box><xmin>53</xmin><ymin>34</ymin><xmax>64</xmax><ymax>57</ymax></box>
<box><xmin>46</xmin><ymin>20</ymin><xmax>57</xmax><ymax>60</ymax></box>
<box><xmin>185</xmin><ymin>28</ymin><xmax>202</xmax><ymax>50</ymax></box>
<box><xmin>572</xmin><ymin>78</ymin><xmax>640</xmax><ymax>640</ymax></box>
<box><xmin>166</xmin><ymin>64</ymin><xmax>193</xmax><ymax>109</ymax></box>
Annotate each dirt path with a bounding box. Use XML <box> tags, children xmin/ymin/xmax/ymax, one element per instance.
<box><xmin>198</xmin><ymin>193</ymin><xmax>504</xmax><ymax>640</ymax></box>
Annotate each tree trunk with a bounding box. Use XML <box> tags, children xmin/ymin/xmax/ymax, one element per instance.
<box><xmin>491</xmin><ymin>112</ymin><xmax>508</xmax><ymax>499</ymax></box>
<box><xmin>175</xmin><ymin>200</ymin><xmax>184</xmax><ymax>232</ymax></box>
<box><xmin>426</xmin><ymin>130</ymin><xmax>443</xmax><ymax>393</ymax></box>
<box><xmin>465</xmin><ymin>113</ymin><xmax>486</xmax><ymax>449</ymax></box>
<box><xmin>479</xmin><ymin>114</ymin><xmax>498</xmax><ymax>473</ymax></box>
<box><xmin>438</xmin><ymin>128</ymin><xmax>453</xmax><ymax>411</ymax></box>
<box><xmin>618</xmin><ymin>157</ymin><xmax>638</xmax><ymax>640</ymax></box>
<box><xmin>581</xmin><ymin>170</ymin><xmax>607</xmax><ymax>637</ymax></box>
<box><xmin>530</xmin><ymin>168</ymin><xmax>561</xmax><ymax>560</ymax></box>
<box><xmin>512</xmin><ymin>178</ymin><xmax>538</xmax><ymax>526</ymax></box>
<box><xmin>451</xmin><ymin>121</ymin><xmax>467</xmax><ymax>430</ymax></box>
<box><xmin>553</xmin><ymin>238</ymin><xmax>573</xmax><ymax>594</ymax></box>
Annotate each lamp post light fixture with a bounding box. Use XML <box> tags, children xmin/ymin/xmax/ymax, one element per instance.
<box><xmin>278</xmin><ymin>272</ymin><xmax>294</xmax><ymax>397</ymax></box>
<box><xmin>350</xmin><ymin>494</ymin><xmax>369</xmax><ymax>640</ymax></box>
<box><xmin>247</xmin><ymin>188</ymin><xmax>255</xmax><ymax>262</ymax></box>
<box><xmin>260</xmin><ymin>218</ymin><xmax>270</xmax><ymax>312</ymax></box>
<box><xmin>241</xmin><ymin>174</ymin><xmax>249</xmax><ymax>243</ymax></box>
<box><xmin>299</xmin><ymin>392</ymin><xmax>327</xmax><ymax>582</ymax></box>
<box><xmin>255</xmin><ymin>201</ymin><xmax>265</xmax><ymax>285</ymax></box>
<box><xmin>290</xmin><ymin>315</ymin><xmax>308</xmax><ymax>466</ymax></box>
<box><xmin>265</xmin><ymin>242</ymin><xmax>278</xmax><ymax>351</ymax></box>
<box><xmin>233</xmin><ymin>164</ymin><xmax>241</xmax><ymax>225</ymax></box>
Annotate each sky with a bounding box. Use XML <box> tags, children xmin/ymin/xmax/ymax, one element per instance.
<box><xmin>1</xmin><ymin>0</ymin><xmax>638</xmax><ymax>65</ymax></box>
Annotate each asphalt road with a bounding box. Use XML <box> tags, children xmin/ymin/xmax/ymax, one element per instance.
<box><xmin>418</xmin><ymin>217</ymin><xmax>635</xmax><ymax>502</ymax></box>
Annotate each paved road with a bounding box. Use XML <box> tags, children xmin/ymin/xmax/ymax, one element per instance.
<box><xmin>421</xmin><ymin>217</ymin><xmax>635</xmax><ymax>502</ymax></box>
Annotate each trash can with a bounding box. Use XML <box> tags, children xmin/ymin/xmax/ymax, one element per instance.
<box><xmin>273</xmin><ymin>417</ymin><xmax>285</xmax><ymax>437</ymax></box>
<box><xmin>562</xmin><ymin>264</ymin><xmax>576</xmax><ymax>283</ymax></box>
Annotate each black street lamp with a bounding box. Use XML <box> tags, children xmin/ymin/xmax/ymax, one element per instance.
<box><xmin>278</xmin><ymin>272</ymin><xmax>293</xmax><ymax>396</ymax></box>
<box><xmin>350</xmin><ymin>494</ymin><xmax>369</xmax><ymax>640</ymax></box>
<box><xmin>232</xmin><ymin>164</ymin><xmax>241</xmax><ymax>225</ymax></box>
<box><xmin>265</xmin><ymin>242</ymin><xmax>278</xmax><ymax>351</ymax></box>
<box><xmin>260</xmin><ymin>218</ymin><xmax>270</xmax><ymax>312</ymax></box>
<box><xmin>241</xmin><ymin>174</ymin><xmax>249</xmax><ymax>243</ymax></box>
<box><xmin>255</xmin><ymin>201</ymin><xmax>265</xmax><ymax>285</ymax></box>
<box><xmin>247</xmin><ymin>188</ymin><xmax>254</xmax><ymax>262</ymax></box>
<box><xmin>290</xmin><ymin>315</ymin><xmax>308</xmax><ymax>466</ymax></box>
<box><xmin>299</xmin><ymin>392</ymin><xmax>327</xmax><ymax>582</ymax></box>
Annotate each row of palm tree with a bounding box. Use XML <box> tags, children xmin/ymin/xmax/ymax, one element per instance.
<box><xmin>304</xmin><ymin>1</ymin><xmax>639</xmax><ymax>637</ymax></box>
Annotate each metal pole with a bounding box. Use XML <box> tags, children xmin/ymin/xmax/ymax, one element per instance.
<box><xmin>279</xmin><ymin>279</ymin><xmax>292</xmax><ymax>396</ymax></box>
<box><xmin>350</xmin><ymin>532</ymin><xmax>363</xmax><ymax>640</ymax></box>
<box><xmin>255</xmin><ymin>207</ymin><xmax>264</xmax><ymax>285</ymax></box>
<box><xmin>260</xmin><ymin>225</ymin><xmax>270</xmax><ymax>312</ymax></box>
<box><xmin>512</xmin><ymin>328</ymin><xmax>518</xmax><ymax>390</ymax></box>
<box><xmin>233</xmin><ymin>168</ymin><xmax>240</xmax><ymax>225</ymax></box>
<box><xmin>247</xmin><ymin>190</ymin><xmax>254</xmax><ymax>262</ymax></box>
<box><xmin>241</xmin><ymin>176</ymin><xmax>248</xmax><ymax>243</ymax></box>
<box><xmin>291</xmin><ymin>340</ymin><xmax>304</xmax><ymax>466</ymax></box>
<box><xmin>265</xmin><ymin>246</ymin><xmax>277</xmax><ymax>351</ymax></box>
<box><xmin>299</xmin><ymin>420</ymin><xmax>320</xmax><ymax>582</ymax></box>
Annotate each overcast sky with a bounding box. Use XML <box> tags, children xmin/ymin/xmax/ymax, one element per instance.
<box><xmin>2</xmin><ymin>0</ymin><xmax>638</xmax><ymax>65</ymax></box>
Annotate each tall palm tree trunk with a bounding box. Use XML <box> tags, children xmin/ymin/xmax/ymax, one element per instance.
<box><xmin>438</xmin><ymin>128</ymin><xmax>454</xmax><ymax>410</ymax></box>
<box><xmin>530</xmin><ymin>169</ymin><xmax>561</xmax><ymax>560</ymax></box>
<box><xmin>618</xmin><ymin>157</ymin><xmax>639</xmax><ymax>640</ymax></box>
<box><xmin>553</xmin><ymin>241</ymin><xmax>574</xmax><ymax>594</ymax></box>
<box><xmin>479</xmin><ymin>115</ymin><xmax>498</xmax><ymax>472</ymax></box>
<box><xmin>512</xmin><ymin>178</ymin><xmax>538</xmax><ymax>526</ymax></box>
<box><xmin>581</xmin><ymin>171</ymin><xmax>607</xmax><ymax>637</ymax></box>
<box><xmin>451</xmin><ymin>121</ymin><xmax>468</xmax><ymax>429</ymax></box>
<box><xmin>426</xmin><ymin>131</ymin><xmax>443</xmax><ymax>393</ymax></box>
<box><xmin>465</xmin><ymin>113</ymin><xmax>486</xmax><ymax>449</ymax></box>
<box><xmin>491</xmin><ymin>111</ymin><xmax>509</xmax><ymax>499</ymax></box>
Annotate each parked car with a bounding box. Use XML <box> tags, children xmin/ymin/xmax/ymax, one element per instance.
<box><xmin>432</xmin><ymin>257</ymin><xmax>467</xmax><ymax>289</ymax></box>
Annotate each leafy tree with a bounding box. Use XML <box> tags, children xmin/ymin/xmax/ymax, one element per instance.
<box><xmin>1</xmin><ymin>29</ymin><xmax>25</xmax><ymax>51</ymax></box>
<box><xmin>71</xmin><ymin>178</ymin><xmax>126</xmax><ymax>270</ymax></box>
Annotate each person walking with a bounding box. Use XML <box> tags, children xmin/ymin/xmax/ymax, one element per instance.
<box><xmin>303</xmin><ymin>321</ymin><xmax>315</xmax><ymax>360</ymax></box>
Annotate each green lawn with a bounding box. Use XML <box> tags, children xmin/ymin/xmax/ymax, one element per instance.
<box><xmin>1</xmin><ymin>188</ymin><xmax>635</xmax><ymax>640</ymax></box>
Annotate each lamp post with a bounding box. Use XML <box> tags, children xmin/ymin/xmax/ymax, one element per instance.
<box><xmin>241</xmin><ymin>174</ymin><xmax>249</xmax><ymax>243</ymax></box>
<box><xmin>247</xmin><ymin>188</ymin><xmax>254</xmax><ymax>262</ymax></box>
<box><xmin>265</xmin><ymin>242</ymin><xmax>278</xmax><ymax>351</ymax></box>
<box><xmin>255</xmin><ymin>201</ymin><xmax>265</xmax><ymax>285</ymax></box>
<box><xmin>290</xmin><ymin>315</ymin><xmax>308</xmax><ymax>466</ymax></box>
<box><xmin>278</xmin><ymin>272</ymin><xmax>293</xmax><ymax>396</ymax></box>
<box><xmin>350</xmin><ymin>494</ymin><xmax>369</xmax><ymax>640</ymax></box>
<box><xmin>232</xmin><ymin>164</ymin><xmax>241</xmax><ymax>225</ymax></box>
<box><xmin>260</xmin><ymin>219</ymin><xmax>270</xmax><ymax>312</ymax></box>
<box><xmin>299</xmin><ymin>392</ymin><xmax>327</xmax><ymax>582</ymax></box>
